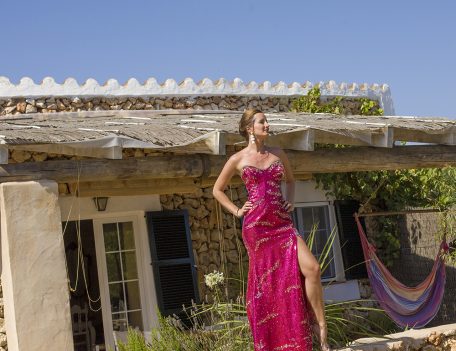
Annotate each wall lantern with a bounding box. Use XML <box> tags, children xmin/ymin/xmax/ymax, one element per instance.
<box><xmin>93</xmin><ymin>197</ymin><xmax>109</xmax><ymax>211</ymax></box>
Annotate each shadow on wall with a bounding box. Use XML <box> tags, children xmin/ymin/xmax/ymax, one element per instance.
<box><xmin>389</xmin><ymin>215</ymin><xmax>456</xmax><ymax>326</ymax></box>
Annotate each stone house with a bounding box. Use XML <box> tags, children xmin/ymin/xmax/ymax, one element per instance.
<box><xmin>0</xmin><ymin>77</ymin><xmax>455</xmax><ymax>351</ymax></box>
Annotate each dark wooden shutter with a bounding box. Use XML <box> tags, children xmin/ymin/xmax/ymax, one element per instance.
<box><xmin>334</xmin><ymin>200</ymin><xmax>368</xmax><ymax>279</ymax></box>
<box><xmin>146</xmin><ymin>210</ymin><xmax>199</xmax><ymax>320</ymax></box>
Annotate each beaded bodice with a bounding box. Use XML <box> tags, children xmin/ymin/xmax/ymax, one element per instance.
<box><xmin>241</xmin><ymin>159</ymin><xmax>289</xmax><ymax>219</ymax></box>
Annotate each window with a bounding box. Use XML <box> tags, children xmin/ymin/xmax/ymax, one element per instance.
<box><xmin>333</xmin><ymin>200</ymin><xmax>368</xmax><ymax>280</ymax></box>
<box><xmin>292</xmin><ymin>205</ymin><xmax>336</xmax><ymax>280</ymax></box>
<box><xmin>93</xmin><ymin>215</ymin><xmax>151</xmax><ymax>348</ymax></box>
<box><xmin>102</xmin><ymin>221</ymin><xmax>143</xmax><ymax>331</ymax></box>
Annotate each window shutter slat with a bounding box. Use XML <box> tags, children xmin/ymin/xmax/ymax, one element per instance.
<box><xmin>334</xmin><ymin>200</ymin><xmax>368</xmax><ymax>280</ymax></box>
<box><xmin>146</xmin><ymin>210</ymin><xmax>200</xmax><ymax>319</ymax></box>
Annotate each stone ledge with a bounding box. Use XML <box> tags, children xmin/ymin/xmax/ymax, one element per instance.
<box><xmin>0</xmin><ymin>77</ymin><xmax>395</xmax><ymax>114</ymax></box>
<box><xmin>338</xmin><ymin>323</ymin><xmax>456</xmax><ymax>351</ymax></box>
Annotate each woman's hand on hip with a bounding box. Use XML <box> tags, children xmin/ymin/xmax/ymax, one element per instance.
<box><xmin>238</xmin><ymin>201</ymin><xmax>253</xmax><ymax>217</ymax></box>
<box><xmin>283</xmin><ymin>200</ymin><xmax>295</xmax><ymax>212</ymax></box>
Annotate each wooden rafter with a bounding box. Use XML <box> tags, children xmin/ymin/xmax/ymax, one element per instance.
<box><xmin>1</xmin><ymin>145</ymin><xmax>455</xmax><ymax>184</ymax></box>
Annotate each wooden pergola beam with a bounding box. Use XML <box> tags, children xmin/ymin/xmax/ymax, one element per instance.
<box><xmin>287</xmin><ymin>145</ymin><xmax>456</xmax><ymax>173</ymax></box>
<box><xmin>0</xmin><ymin>145</ymin><xmax>455</xmax><ymax>184</ymax></box>
<box><xmin>63</xmin><ymin>173</ymin><xmax>315</xmax><ymax>196</ymax></box>
<box><xmin>69</xmin><ymin>178</ymin><xmax>203</xmax><ymax>196</ymax></box>
<box><xmin>0</xmin><ymin>155</ymin><xmax>207</xmax><ymax>183</ymax></box>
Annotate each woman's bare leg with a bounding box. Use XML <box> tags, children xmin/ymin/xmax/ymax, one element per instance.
<box><xmin>296</xmin><ymin>235</ymin><xmax>329</xmax><ymax>349</ymax></box>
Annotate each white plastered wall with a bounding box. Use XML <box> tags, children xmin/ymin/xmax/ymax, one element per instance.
<box><xmin>1</xmin><ymin>180</ymin><xmax>74</xmax><ymax>351</ymax></box>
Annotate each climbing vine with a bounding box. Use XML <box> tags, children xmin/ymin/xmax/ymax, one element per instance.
<box><xmin>291</xmin><ymin>86</ymin><xmax>384</xmax><ymax>116</ymax></box>
<box><xmin>292</xmin><ymin>87</ymin><xmax>456</xmax><ymax>266</ymax></box>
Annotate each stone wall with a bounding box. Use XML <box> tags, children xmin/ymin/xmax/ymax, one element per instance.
<box><xmin>0</xmin><ymin>78</ymin><xmax>395</xmax><ymax>115</ymax></box>
<box><xmin>338</xmin><ymin>323</ymin><xmax>456</xmax><ymax>351</ymax></box>
<box><xmin>159</xmin><ymin>185</ymin><xmax>249</xmax><ymax>301</ymax></box>
<box><xmin>390</xmin><ymin>213</ymin><xmax>456</xmax><ymax>325</ymax></box>
<box><xmin>0</xmin><ymin>95</ymin><xmax>370</xmax><ymax>116</ymax></box>
<box><xmin>360</xmin><ymin>212</ymin><xmax>456</xmax><ymax>326</ymax></box>
<box><xmin>0</xmin><ymin>281</ymin><xmax>6</xmax><ymax>351</ymax></box>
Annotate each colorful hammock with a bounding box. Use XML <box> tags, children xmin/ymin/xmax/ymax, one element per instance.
<box><xmin>354</xmin><ymin>215</ymin><xmax>448</xmax><ymax>329</ymax></box>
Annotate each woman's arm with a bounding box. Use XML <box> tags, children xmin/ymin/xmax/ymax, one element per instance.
<box><xmin>278</xmin><ymin>149</ymin><xmax>296</xmax><ymax>212</ymax></box>
<box><xmin>213</xmin><ymin>155</ymin><xmax>252</xmax><ymax>217</ymax></box>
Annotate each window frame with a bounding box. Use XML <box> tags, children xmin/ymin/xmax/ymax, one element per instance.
<box><xmin>93</xmin><ymin>214</ymin><xmax>153</xmax><ymax>348</ymax></box>
<box><xmin>293</xmin><ymin>201</ymin><xmax>346</xmax><ymax>283</ymax></box>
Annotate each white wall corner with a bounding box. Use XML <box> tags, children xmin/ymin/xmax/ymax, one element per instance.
<box><xmin>0</xmin><ymin>180</ymin><xmax>73</xmax><ymax>351</ymax></box>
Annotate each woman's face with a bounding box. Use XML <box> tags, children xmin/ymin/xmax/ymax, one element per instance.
<box><xmin>249</xmin><ymin>113</ymin><xmax>270</xmax><ymax>139</ymax></box>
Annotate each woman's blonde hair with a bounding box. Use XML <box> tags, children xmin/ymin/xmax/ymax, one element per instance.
<box><xmin>239</xmin><ymin>109</ymin><xmax>263</xmax><ymax>140</ymax></box>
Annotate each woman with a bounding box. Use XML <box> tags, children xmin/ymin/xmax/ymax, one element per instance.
<box><xmin>213</xmin><ymin>109</ymin><xmax>330</xmax><ymax>351</ymax></box>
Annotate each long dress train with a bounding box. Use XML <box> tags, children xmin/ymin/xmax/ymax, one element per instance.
<box><xmin>241</xmin><ymin>159</ymin><xmax>313</xmax><ymax>351</ymax></box>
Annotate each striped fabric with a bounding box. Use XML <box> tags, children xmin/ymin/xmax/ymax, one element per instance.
<box><xmin>355</xmin><ymin>216</ymin><xmax>448</xmax><ymax>329</ymax></box>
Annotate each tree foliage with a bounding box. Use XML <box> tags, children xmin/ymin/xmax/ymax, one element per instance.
<box><xmin>292</xmin><ymin>87</ymin><xmax>456</xmax><ymax>266</ymax></box>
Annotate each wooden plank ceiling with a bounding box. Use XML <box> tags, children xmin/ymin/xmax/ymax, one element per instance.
<box><xmin>0</xmin><ymin>110</ymin><xmax>454</xmax><ymax>162</ymax></box>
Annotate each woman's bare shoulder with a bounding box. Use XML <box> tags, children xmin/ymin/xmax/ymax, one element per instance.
<box><xmin>226</xmin><ymin>149</ymin><xmax>248</xmax><ymax>172</ymax></box>
<box><xmin>229</xmin><ymin>149</ymin><xmax>245</xmax><ymax>162</ymax></box>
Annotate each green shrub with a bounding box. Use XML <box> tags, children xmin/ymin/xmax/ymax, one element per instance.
<box><xmin>118</xmin><ymin>225</ymin><xmax>393</xmax><ymax>350</ymax></box>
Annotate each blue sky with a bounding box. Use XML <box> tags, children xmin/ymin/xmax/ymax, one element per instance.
<box><xmin>1</xmin><ymin>0</ymin><xmax>455</xmax><ymax>118</ymax></box>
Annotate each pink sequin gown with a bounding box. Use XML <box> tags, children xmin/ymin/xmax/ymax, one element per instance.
<box><xmin>241</xmin><ymin>159</ymin><xmax>312</xmax><ymax>351</ymax></box>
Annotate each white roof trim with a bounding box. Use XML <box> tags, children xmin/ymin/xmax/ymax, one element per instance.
<box><xmin>0</xmin><ymin>77</ymin><xmax>395</xmax><ymax>114</ymax></box>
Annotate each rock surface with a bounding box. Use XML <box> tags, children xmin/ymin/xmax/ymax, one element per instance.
<box><xmin>337</xmin><ymin>323</ymin><xmax>456</xmax><ymax>351</ymax></box>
